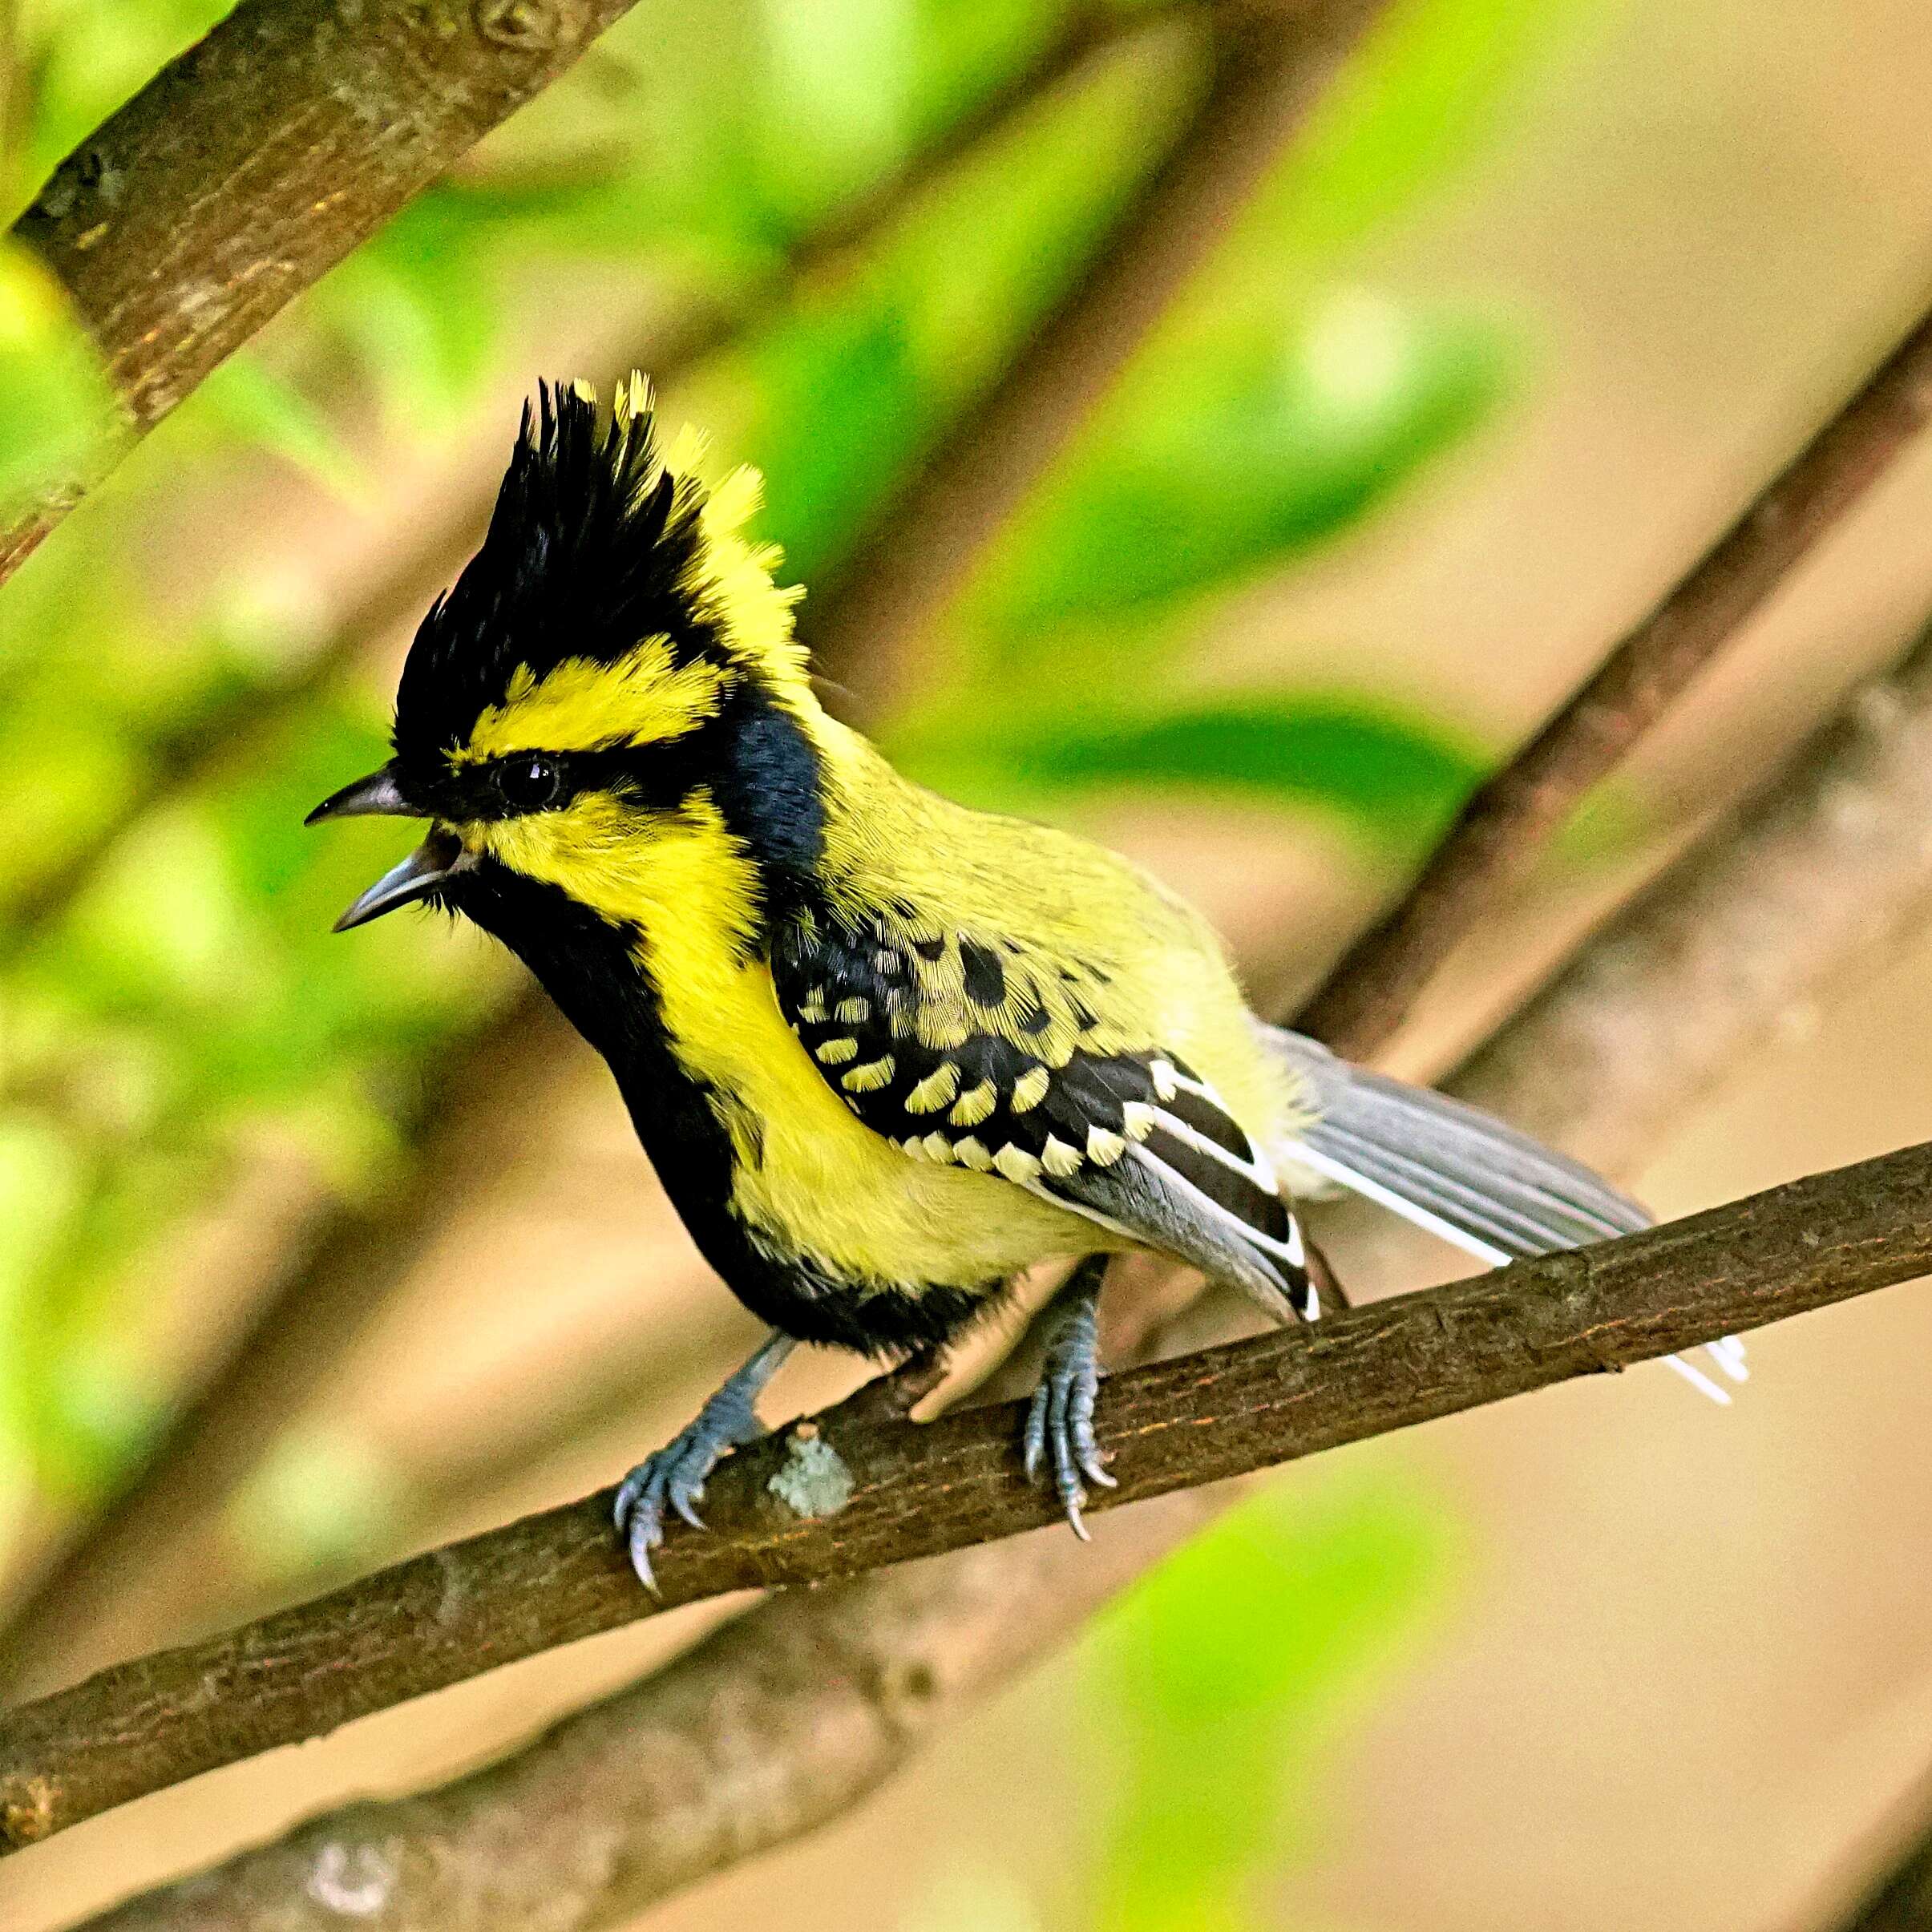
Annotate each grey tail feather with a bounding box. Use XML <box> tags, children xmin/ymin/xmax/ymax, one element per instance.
<box><xmin>1258</xmin><ymin>1022</ymin><xmax>1647</xmax><ymax>1263</ymax></box>
<box><xmin>1257</xmin><ymin>1023</ymin><xmax>1747</xmax><ymax>1403</ymax></box>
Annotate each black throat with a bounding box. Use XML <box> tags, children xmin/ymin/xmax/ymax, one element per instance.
<box><xmin>436</xmin><ymin>691</ymin><xmax>843</xmax><ymax>1324</ymax></box>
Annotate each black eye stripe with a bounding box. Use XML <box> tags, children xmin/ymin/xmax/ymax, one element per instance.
<box><xmin>433</xmin><ymin>735</ymin><xmax>717</xmax><ymax>823</ymax></box>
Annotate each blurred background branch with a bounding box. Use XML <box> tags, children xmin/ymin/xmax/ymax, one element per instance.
<box><xmin>1295</xmin><ymin>289</ymin><xmax>1932</xmax><ymax>1060</ymax></box>
<box><xmin>1457</xmin><ymin>616</ymin><xmax>1932</xmax><ymax>1174</ymax></box>
<box><xmin>798</xmin><ymin>0</ymin><xmax>1389</xmax><ymax>707</ymax></box>
<box><xmin>1821</xmin><ymin>1773</ymin><xmax>1932</xmax><ymax>1932</ymax></box>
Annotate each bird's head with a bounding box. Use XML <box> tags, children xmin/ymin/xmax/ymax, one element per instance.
<box><xmin>309</xmin><ymin>376</ymin><xmax>829</xmax><ymax>960</ymax></box>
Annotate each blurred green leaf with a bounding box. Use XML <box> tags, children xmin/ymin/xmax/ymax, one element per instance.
<box><xmin>13</xmin><ymin>0</ymin><xmax>228</xmax><ymax>185</ymax></box>
<box><xmin>196</xmin><ymin>354</ymin><xmax>371</xmax><ymax>503</ymax></box>
<box><xmin>741</xmin><ymin>28</ymin><xmax>1194</xmax><ymax>581</ymax></box>
<box><xmin>1263</xmin><ymin>0</ymin><xmax>1597</xmax><ymax>254</ymax></box>
<box><xmin>751</xmin><ymin>300</ymin><xmax>925</xmax><ymax>586</ymax></box>
<box><xmin>754</xmin><ymin>0</ymin><xmax>917</xmax><ymax>226</ymax></box>
<box><xmin>1084</xmin><ymin>1474</ymin><xmax>1452</xmax><ymax>1931</ymax></box>
<box><xmin>229</xmin><ymin>1426</ymin><xmax>404</xmax><ymax>1586</ymax></box>
<box><xmin>0</xmin><ymin>1112</ymin><xmax>84</xmax><ymax>1512</ymax></box>
<box><xmin>32</xmin><ymin>1344</ymin><xmax>165</xmax><ymax>1498</ymax></box>
<box><xmin>894</xmin><ymin>689</ymin><xmax>1489</xmax><ymax>858</ymax></box>
<box><xmin>972</xmin><ymin>290</ymin><xmax>1507</xmax><ymax>648</ymax></box>
<box><xmin>0</xmin><ymin>1106</ymin><xmax>172</xmax><ymax>1498</ymax></box>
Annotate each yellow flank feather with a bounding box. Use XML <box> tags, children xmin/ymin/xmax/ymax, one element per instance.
<box><xmin>465</xmin><ymin>785</ymin><xmax>1116</xmax><ymax>1291</ymax></box>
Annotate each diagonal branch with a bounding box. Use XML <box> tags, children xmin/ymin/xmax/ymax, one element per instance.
<box><xmin>1457</xmin><ymin>618</ymin><xmax>1932</xmax><ymax>1175</ymax></box>
<box><xmin>799</xmin><ymin>0</ymin><xmax>1391</xmax><ymax>707</ymax></box>
<box><xmin>0</xmin><ymin>0</ymin><xmax>657</xmax><ymax>586</ymax></box>
<box><xmin>7</xmin><ymin>1137</ymin><xmax>1932</xmax><ymax>1869</ymax></box>
<box><xmin>1293</xmin><ymin>287</ymin><xmax>1932</xmax><ymax>1060</ymax></box>
<box><xmin>1817</xmin><ymin>1774</ymin><xmax>1932</xmax><ymax>1932</ymax></box>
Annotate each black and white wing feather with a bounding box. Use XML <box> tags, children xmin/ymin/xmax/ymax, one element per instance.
<box><xmin>772</xmin><ymin>911</ymin><xmax>1319</xmax><ymax>1320</ymax></box>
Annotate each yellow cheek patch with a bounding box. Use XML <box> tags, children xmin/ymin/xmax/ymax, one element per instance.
<box><xmin>476</xmin><ymin>789</ymin><xmax>763</xmax><ymax>960</ymax></box>
<box><xmin>461</xmin><ymin>637</ymin><xmax>730</xmax><ymax>762</ymax></box>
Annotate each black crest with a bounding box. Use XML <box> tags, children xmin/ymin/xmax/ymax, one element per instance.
<box><xmin>393</xmin><ymin>381</ymin><xmax>729</xmax><ymax>762</ymax></box>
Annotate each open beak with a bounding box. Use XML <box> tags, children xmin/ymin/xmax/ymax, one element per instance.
<box><xmin>306</xmin><ymin>766</ymin><xmax>477</xmax><ymax>932</ymax></box>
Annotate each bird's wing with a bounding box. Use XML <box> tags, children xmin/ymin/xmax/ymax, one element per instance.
<box><xmin>770</xmin><ymin>909</ymin><xmax>1315</xmax><ymax>1320</ymax></box>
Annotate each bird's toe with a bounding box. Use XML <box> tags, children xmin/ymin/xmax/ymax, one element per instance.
<box><xmin>1023</xmin><ymin>1308</ymin><xmax>1114</xmax><ymax>1540</ymax></box>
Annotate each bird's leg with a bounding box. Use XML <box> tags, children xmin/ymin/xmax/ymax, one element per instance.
<box><xmin>1022</xmin><ymin>1255</ymin><xmax>1118</xmax><ymax>1541</ymax></box>
<box><xmin>613</xmin><ymin>1331</ymin><xmax>795</xmax><ymax>1590</ymax></box>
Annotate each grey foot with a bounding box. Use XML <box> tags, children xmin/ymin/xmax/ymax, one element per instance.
<box><xmin>1022</xmin><ymin>1275</ymin><xmax>1117</xmax><ymax>1541</ymax></box>
<box><xmin>612</xmin><ymin>1332</ymin><xmax>793</xmax><ymax>1590</ymax></box>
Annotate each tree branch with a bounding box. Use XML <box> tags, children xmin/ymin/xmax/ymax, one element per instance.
<box><xmin>1292</xmin><ymin>288</ymin><xmax>1932</xmax><ymax>1060</ymax></box>
<box><xmin>0</xmin><ymin>0</ymin><xmax>661</xmax><ymax>585</ymax></box>
<box><xmin>1457</xmin><ymin>618</ymin><xmax>1932</xmax><ymax>1176</ymax></box>
<box><xmin>7</xmin><ymin>1137</ymin><xmax>1932</xmax><ymax>1871</ymax></box>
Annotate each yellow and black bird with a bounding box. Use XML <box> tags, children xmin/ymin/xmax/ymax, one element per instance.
<box><xmin>309</xmin><ymin>377</ymin><xmax>1744</xmax><ymax>1584</ymax></box>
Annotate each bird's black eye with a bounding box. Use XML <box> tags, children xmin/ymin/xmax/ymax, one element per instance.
<box><xmin>496</xmin><ymin>754</ymin><xmax>563</xmax><ymax>814</ymax></box>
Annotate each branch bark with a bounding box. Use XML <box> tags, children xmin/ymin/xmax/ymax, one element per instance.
<box><xmin>1</xmin><ymin>0</ymin><xmax>659</xmax><ymax>585</ymax></box>
<box><xmin>1292</xmin><ymin>289</ymin><xmax>1932</xmax><ymax>1060</ymax></box>
<box><xmin>7</xmin><ymin>1137</ymin><xmax>1932</xmax><ymax>1871</ymax></box>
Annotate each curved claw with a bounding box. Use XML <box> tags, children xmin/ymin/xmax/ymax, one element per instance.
<box><xmin>1023</xmin><ymin>1279</ymin><xmax>1116</xmax><ymax>1540</ymax></box>
<box><xmin>609</xmin><ymin>1332</ymin><xmax>795</xmax><ymax>1592</ymax></box>
<box><xmin>612</xmin><ymin>1425</ymin><xmax>736</xmax><ymax>1590</ymax></box>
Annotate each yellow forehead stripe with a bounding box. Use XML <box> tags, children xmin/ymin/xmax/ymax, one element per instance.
<box><xmin>460</xmin><ymin>637</ymin><xmax>730</xmax><ymax>761</ymax></box>
<box><xmin>452</xmin><ymin>373</ymin><xmax>811</xmax><ymax>761</ymax></box>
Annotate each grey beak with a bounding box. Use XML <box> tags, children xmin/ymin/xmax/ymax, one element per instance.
<box><xmin>331</xmin><ymin>827</ymin><xmax>477</xmax><ymax>932</ymax></box>
<box><xmin>305</xmin><ymin>766</ymin><xmax>414</xmax><ymax>825</ymax></box>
